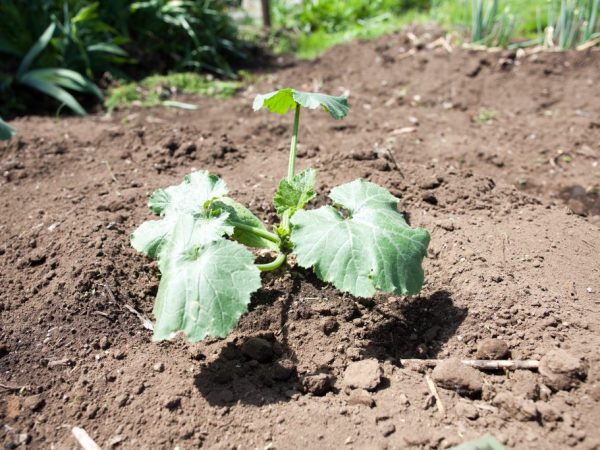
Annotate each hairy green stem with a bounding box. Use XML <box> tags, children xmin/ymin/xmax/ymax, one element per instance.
<box><xmin>287</xmin><ymin>104</ymin><xmax>301</xmax><ymax>181</ymax></box>
<box><xmin>228</xmin><ymin>221</ymin><xmax>280</xmax><ymax>245</ymax></box>
<box><xmin>257</xmin><ymin>252</ymin><xmax>286</xmax><ymax>272</ymax></box>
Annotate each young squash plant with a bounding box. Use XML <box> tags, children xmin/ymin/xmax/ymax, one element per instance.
<box><xmin>131</xmin><ymin>88</ymin><xmax>430</xmax><ymax>342</ymax></box>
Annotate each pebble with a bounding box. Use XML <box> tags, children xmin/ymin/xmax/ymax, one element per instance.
<box><xmin>476</xmin><ymin>338</ymin><xmax>509</xmax><ymax>360</ymax></box>
<box><xmin>431</xmin><ymin>358</ymin><xmax>483</xmax><ymax>397</ymax></box>
<box><xmin>301</xmin><ymin>374</ymin><xmax>334</xmax><ymax>396</ymax></box>
<box><xmin>153</xmin><ymin>362</ymin><xmax>165</xmax><ymax>373</ymax></box>
<box><xmin>378</xmin><ymin>422</ymin><xmax>396</xmax><ymax>437</ymax></box>
<box><xmin>492</xmin><ymin>392</ymin><xmax>539</xmax><ymax>421</ymax></box>
<box><xmin>536</xmin><ymin>401</ymin><xmax>562</xmax><ymax>422</ymax></box>
<box><xmin>115</xmin><ymin>394</ymin><xmax>128</xmax><ymax>407</ymax></box>
<box><xmin>321</xmin><ymin>318</ymin><xmax>339</xmax><ymax>335</ymax></box>
<box><xmin>539</xmin><ymin>349</ymin><xmax>587</xmax><ymax>391</ymax></box>
<box><xmin>23</xmin><ymin>395</ymin><xmax>45</xmax><ymax>412</ymax></box>
<box><xmin>99</xmin><ymin>336</ymin><xmax>111</xmax><ymax>350</ymax></box>
<box><xmin>241</xmin><ymin>337</ymin><xmax>273</xmax><ymax>363</ymax></box>
<box><xmin>455</xmin><ymin>401</ymin><xmax>479</xmax><ymax>420</ymax></box>
<box><xmin>346</xmin><ymin>389</ymin><xmax>375</xmax><ymax>407</ymax></box>
<box><xmin>343</xmin><ymin>359</ymin><xmax>382</xmax><ymax>391</ymax></box>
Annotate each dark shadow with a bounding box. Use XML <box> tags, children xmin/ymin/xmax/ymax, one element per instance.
<box><xmin>360</xmin><ymin>290</ymin><xmax>467</xmax><ymax>362</ymax></box>
<box><xmin>194</xmin><ymin>278</ymin><xmax>301</xmax><ymax>407</ymax></box>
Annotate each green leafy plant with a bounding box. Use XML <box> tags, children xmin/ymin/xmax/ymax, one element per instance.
<box><xmin>0</xmin><ymin>117</ymin><xmax>16</xmax><ymax>140</ymax></box>
<box><xmin>2</xmin><ymin>22</ymin><xmax>103</xmax><ymax>116</ymax></box>
<box><xmin>450</xmin><ymin>434</ymin><xmax>506</xmax><ymax>450</ymax></box>
<box><xmin>131</xmin><ymin>88</ymin><xmax>430</xmax><ymax>342</ymax></box>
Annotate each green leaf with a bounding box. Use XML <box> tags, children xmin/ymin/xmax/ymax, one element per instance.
<box><xmin>17</xmin><ymin>22</ymin><xmax>55</xmax><ymax>77</ymax></box>
<box><xmin>17</xmin><ymin>75</ymin><xmax>87</xmax><ymax>116</ymax></box>
<box><xmin>291</xmin><ymin>179</ymin><xmax>430</xmax><ymax>297</ymax></box>
<box><xmin>148</xmin><ymin>171</ymin><xmax>228</xmax><ymax>216</ymax></box>
<box><xmin>132</xmin><ymin>171</ymin><xmax>230</xmax><ymax>260</ymax></box>
<box><xmin>450</xmin><ymin>435</ymin><xmax>506</xmax><ymax>450</ymax></box>
<box><xmin>23</xmin><ymin>68</ymin><xmax>103</xmax><ymax>100</ymax></box>
<box><xmin>253</xmin><ymin>88</ymin><xmax>349</xmax><ymax>120</ymax></box>
<box><xmin>211</xmin><ymin>198</ymin><xmax>278</xmax><ymax>250</ymax></box>
<box><xmin>0</xmin><ymin>117</ymin><xmax>16</xmax><ymax>140</ymax></box>
<box><xmin>152</xmin><ymin>214</ymin><xmax>261</xmax><ymax>342</ymax></box>
<box><xmin>274</xmin><ymin>168</ymin><xmax>316</xmax><ymax>217</ymax></box>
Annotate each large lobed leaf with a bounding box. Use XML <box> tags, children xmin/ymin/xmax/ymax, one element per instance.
<box><xmin>253</xmin><ymin>88</ymin><xmax>349</xmax><ymax>120</ymax></box>
<box><xmin>131</xmin><ymin>171</ymin><xmax>269</xmax><ymax>341</ymax></box>
<box><xmin>152</xmin><ymin>215</ymin><xmax>261</xmax><ymax>342</ymax></box>
<box><xmin>291</xmin><ymin>179</ymin><xmax>430</xmax><ymax>297</ymax></box>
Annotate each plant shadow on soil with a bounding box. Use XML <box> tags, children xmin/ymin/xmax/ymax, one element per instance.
<box><xmin>194</xmin><ymin>268</ymin><xmax>466</xmax><ymax>406</ymax></box>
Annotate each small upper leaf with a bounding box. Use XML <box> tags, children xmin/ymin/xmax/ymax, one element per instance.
<box><xmin>273</xmin><ymin>168</ymin><xmax>316</xmax><ymax>217</ymax></box>
<box><xmin>291</xmin><ymin>179</ymin><xmax>430</xmax><ymax>297</ymax></box>
<box><xmin>253</xmin><ymin>88</ymin><xmax>349</xmax><ymax>120</ymax></box>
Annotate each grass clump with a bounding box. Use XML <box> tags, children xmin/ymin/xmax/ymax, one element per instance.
<box><xmin>105</xmin><ymin>73</ymin><xmax>241</xmax><ymax>110</ymax></box>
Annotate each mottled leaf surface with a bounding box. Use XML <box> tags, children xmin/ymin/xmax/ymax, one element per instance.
<box><xmin>130</xmin><ymin>171</ymin><xmax>265</xmax><ymax>341</ymax></box>
<box><xmin>152</xmin><ymin>215</ymin><xmax>261</xmax><ymax>342</ymax></box>
<box><xmin>253</xmin><ymin>88</ymin><xmax>349</xmax><ymax>120</ymax></box>
<box><xmin>291</xmin><ymin>179</ymin><xmax>430</xmax><ymax>297</ymax></box>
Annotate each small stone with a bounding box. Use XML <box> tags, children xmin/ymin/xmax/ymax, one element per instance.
<box><xmin>153</xmin><ymin>362</ymin><xmax>165</xmax><ymax>372</ymax></box>
<box><xmin>23</xmin><ymin>395</ymin><xmax>45</xmax><ymax>412</ymax></box>
<box><xmin>343</xmin><ymin>359</ymin><xmax>382</xmax><ymax>391</ymax></box>
<box><xmin>272</xmin><ymin>360</ymin><xmax>296</xmax><ymax>381</ymax></box>
<box><xmin>17</xmin><ymin>434</ymin><xmax>31</xmax><ymax>445</ymax></box>
<box><xmin>536</xmin><ymin>401</ymin><xmax>562</xmax><ymax>422</ymax></box>
<box><xmin>241</xmin><ymin>337</ymin><xmax>273</xmax><ymax>363</ymax></box>
<box><xmin>164</xmin><ymin>396</ymin><xmax>181</xmax><ymax>410</ymax></box>
<box><xmin>302</xmin><ymin>374</ymin><xmax>334</xmax><ymax>396</ymax></box>
<box><xmin>397</xmin><ymin>393</ymin><xmax>410</xmax><ymax>407</ymax></box>
<box><xmin>455</xmin><ymin>401</ymin><xmax>479</xmax><ymax>420</ymax></box>
<box><xmin>431</xmin><ymin>358</ymin><xmax>483</xmax><ymax>397</ymax></box>
<box><xmin>346</xmin><ymin>389</ymin><xmax>375</xmax><ymax>407</ymax></box>
<box><xmin>420</xmin><ymin>177</ymin><xmax>442</xmax><ymax>190</ymax></box>
<box><xmin>115</xmin><ymin>394</ymin><xmax>128</xmax><ymax>407</ymax></box>
<box><xmin>539</xmin><ymin>349</ymin><xmax>587</xmax><ymax>391</ymax></box>
<box><xmin>476</xmin><ymin>339</ymin><xmax>509</xmax><ymax>360</ymax></box>
<box><xmin>99</xmin><ymin>336</ymin><xmax>111</xmax><ymax>350</ymax></box>
<box><xmin>321</xmin><ymin>318</ymin><xmax>339</xmax><ymax>335</ymax></box>
<box><xmin>379</xmin><ymin>422</ymin><xmax>396</xmax><ymax>437</ymax></box>
<box><xmin>493</xmin><ymin>392</ymin><xmax>539</xmax><ymax>421</ymax></box>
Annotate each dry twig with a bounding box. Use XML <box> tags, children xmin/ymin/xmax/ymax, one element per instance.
<box><xmin>425</xmin><ymin>374</ymin><xmax>446</xmax><ymax>415</ymax></box>
<box><xmin>72</xmin><ymin>427</ymin><xmax>102</xmax><ymax>450</ymax></box>
<box><xmin>401</xmin><ymin>359</ymin><xmax>540</xmax><ymax>371</ymax></box>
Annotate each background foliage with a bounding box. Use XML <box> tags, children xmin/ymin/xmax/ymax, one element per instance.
<box><xmin>0</xmin><ymin>0</ymin><xmax>247</xmax><ymax>117</ymax></box>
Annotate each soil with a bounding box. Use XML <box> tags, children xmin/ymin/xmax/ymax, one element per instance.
<box><xmin>1</xmin><ymin>26</ymin><xmax>600</xmax><ymax>450</ymax></box>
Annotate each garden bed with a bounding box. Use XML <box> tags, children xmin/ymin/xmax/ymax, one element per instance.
<box><xmin>1</xmin><ymin>28</ymin><xmax>599</xmax><ymax>449</ymax></box>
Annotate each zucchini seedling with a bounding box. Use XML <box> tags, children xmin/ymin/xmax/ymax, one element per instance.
<box><xmin>131</xmin><ymin>88</ymin><xmax>430</xmax><ymax>342</ymax></box>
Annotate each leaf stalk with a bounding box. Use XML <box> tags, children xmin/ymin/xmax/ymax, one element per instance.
<box><xmin>228</xmin><ymin>221</ymin><xmax>280</xmax><ymax>245</ymax></box>
<box><xmin>287</xmin><ymin>103</ymin><xmax>301</xmax><ymax>181</ymax></box>
<box><xmin>257</xmin><ymin>252</ymin><xmax>286</xmax><ymax>272</ymax></box>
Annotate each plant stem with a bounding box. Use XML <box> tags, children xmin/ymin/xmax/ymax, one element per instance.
<box><xmin>228</xmin><ymin>221</ymin><xmax>280</xmax><ymax>245</ymax></box>
<box><xmin>257</xmin><ymin>252</ymin><xmax>286</xmax><ymax>272</ymax></box>
<box><xmin>287</xmin><ymin>104</ymin><xmax>301</xmax><ymax>181</ymax></box>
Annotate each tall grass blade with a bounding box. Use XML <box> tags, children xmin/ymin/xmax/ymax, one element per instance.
<box><xmin>18</xmin><ymin>74</ymin><xmax>87</xmax><ymax>116</ymax></box>
<box><xmin>17</xmin><ymin>22</ymin><xmax>56</xmax><ymax>77</ymax></box>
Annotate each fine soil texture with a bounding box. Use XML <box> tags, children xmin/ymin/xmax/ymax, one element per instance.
<box><xmin>1</xmin><ymin>27</ymin><xmax>600</xmax><ymax>450</ymax></box>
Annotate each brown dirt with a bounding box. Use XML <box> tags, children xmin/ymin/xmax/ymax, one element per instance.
<box><xmin>1</xmin><ymin>27</ymin><xmax>599</xmax><ymax>450</ymax></box>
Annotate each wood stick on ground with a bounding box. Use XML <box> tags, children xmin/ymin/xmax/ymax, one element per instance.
<box><xmin>0</xmin><ymin>382</ymin><xmax>28</xmax><ymax>393</ymax></box>
<box><xmin>425</xmin><ymin>374</ymin><xmax>446</xmax><ymax>416</ymax></box>
<box><xmin>72</xmin><ymin>427</ymin><xmax>102</xmax><ymax>450</ymax></box>
<box><xmin>103</xmin><ymin>283</ymin><xmax>153</xmax><ymax>331</ymax></box>
<box><xmin>400</xmin><ymin>359</ymin><xmax>540</xmax><ymax>371</ymax></box>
